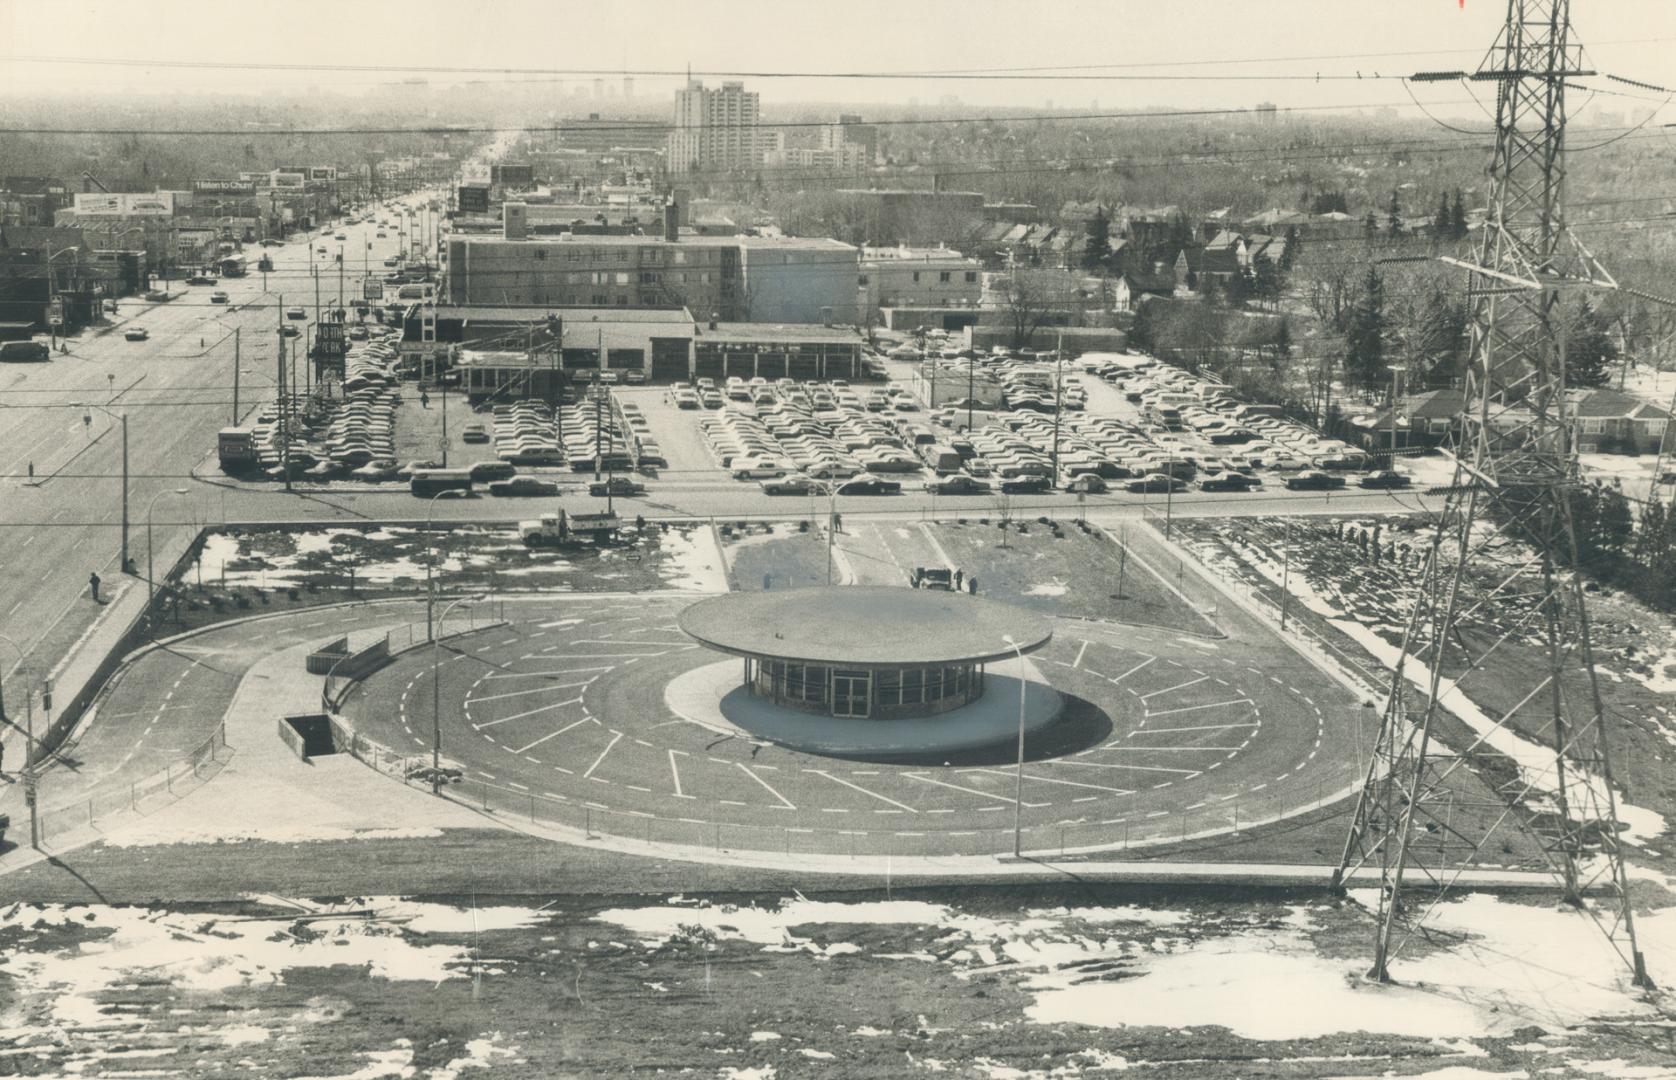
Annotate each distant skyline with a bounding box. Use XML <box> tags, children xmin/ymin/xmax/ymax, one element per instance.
<box><xmin>1</xmin><ymin>0</ymin><xmax>1673</xmax><ymax>121</ymax></box>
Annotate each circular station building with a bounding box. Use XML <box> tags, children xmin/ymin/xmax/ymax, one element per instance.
<box><xmin>675</xmin><ymin>587</ymin><xmax>1059</xmax><ymax>753</ymax></box>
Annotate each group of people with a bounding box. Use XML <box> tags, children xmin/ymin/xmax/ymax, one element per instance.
<box><xmin>909</xmin><ymin>566</ymin><xmax>978</xmax><ymax>595</ymax></box>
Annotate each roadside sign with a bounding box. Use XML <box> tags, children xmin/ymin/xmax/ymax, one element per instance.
<box><xmin>363</xmin><ymin>281</ymin><xmax>384</xmax><ymax>300</ymax></box>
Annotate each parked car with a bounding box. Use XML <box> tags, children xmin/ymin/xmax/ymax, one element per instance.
<box><xmin>185</xmin><ymin>274</ymin><xmax>218</xmax><ymax>286</ymax></box>
<box><xmin>280</xmin><ymin>324</ymin><xmax>299</xmax><ymax>337</ymax></box>
<box><xmin>468</xmin><ymin>460</ymin><xmax>516</xmax><ymax>482</ymax></box>
<box><xmin>460</xmin><ymin>423</ymin><xmax>490</xmax><ymax>443</ymax></box>
<box><xmin>589</xmin><ymin>477</ymin><xmax>646</xmax><ymax>497</ymax></box>
<box><xmin>351</xmin><ymin>459</ymin><xmax>400</xmax><ymax>482</ymax></box>
<box><xmin>123</xmin><ymin>327</ymin><xmax>149</xmax><ymax>342</ymax></box>
<box><xmin>1000</xmin><ymin>475</ymin><xmax>1052</xmax><ymax>494</ymax></box>
<box><xmin>1358</xmin><ymin>470</ymin><xmax>1413</xmax><ymax>489</ymax></box>
<box><xmin>489</xmin><ymin>477</ymin><xmax>561</xmax><ymax>497</ymax></box>
<box><xmin>1285</xmin><ymin>470</ymin><xmax>1348</xmax><ymax>491</ymax></box>
<box><xmin>285</xmin><ymin>306</ymin><xmax>307</xmax><ymax>320</ymax></box>
<box><xmin>259</xmin><ymin>238</ymin><xmax>283</xmax><ymax>247</ymax></box>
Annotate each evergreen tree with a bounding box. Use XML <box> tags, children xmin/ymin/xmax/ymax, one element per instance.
<box><xmin>1252</xmin><ymin>254</ymin><xmax>1282</xmax><ymax>307</ymax></box>
<box><xmin>1450</xmin><ymin>190</ymin><xmax>1468</xmax><ymax>240</ymax></box>
<box><xmin>1344</xmin><ymin>266</ymin><xmax>1387</xmax><ymax>392</ymax></box>
<box><xmin>1569</xmin><ymin>301</ymin><xmax>1619</xmax><ymax>388</ymax></box>
<box><xmin>1387</xmin><ymin>189</ymin><xmax>1403</xmax><ymax>236</ymax></box>
<box><xmin>1271</xmin><ymin>316</ymin><xmax>1294</xmax><ymax>365</ymax></box>
<box><xmin>1363</xmin><ymin>210</ymin><xmax>1380</xmax><ymax>238</ymax></box>
<box><xmin>1279</xmin><ymin>225</ymin><xmax>1300</xmax><ymax>271</ymax></box>
<box><xmin>1224</xmin><ymin>268</ymin><xmax>1254</xmax><ymax>307</ymax></box>
<box><xmin>1083</xmin><ymin>205</ymin><xmax>1112</xmax><ymax>271</ymax></box>
<box><xmin>1433</xmin><ymin>191</ymin><xmax>1451</xmax><ymax>237</ymax></box>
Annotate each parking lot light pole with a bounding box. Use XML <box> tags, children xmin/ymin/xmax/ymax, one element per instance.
<box><xmin>824</xmin><ymin>483</ymin><xmax>839</xmax><ymax>585</ymax></box>
<box><xmin>432</xmin><ymin>592</ymin><xmax>487</xmax><ymax>794</ymax></box>
<box><xmin>145</xmin><ymin>488</ymin><xmax>190</xmax><ymax>638</ymax></box>
<box><xmin>425</xmin><ymin>488</ymin><xmax>469</xmax><ymax>642</ymax></box>
<box><xmin>1002</xmin><ymin>634</ymin><xmax>1028</xmax><ymax>857</ymax></box>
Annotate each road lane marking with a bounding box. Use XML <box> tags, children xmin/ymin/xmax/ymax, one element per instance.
<box><xmin>1055</xmin><ymin>758</ymin><xmax>1200</xmax><ymax>775</ymax></box>
<box><xmin>1146</xmin><ymin>698</ymin><xmax>1253</xmax><ymax>717</ymax></box>
<box><xmin>471</xmin><ymin>681</ymin><xmax>591</xmax><ymax>703</ymax></box>
<box><xmin>581</xmin><ymin>732</ymin><xmax>623</xmax><ymax>779</ymax></box>
<box><xmin>735</xmin><ymin>762</ymin><xmax>796</xmax><ymax>809</ymax></box>
<box><xmin>668</xmin><ymin>749</ymin><xmax>692</xmax><ymax>798</ymax></box>
<box><xmin>806</xmin><ymin>769</ymin><xmax>918</xmax><ymax>813</ymax></box>
<box><xmin>1073</xmin><ymin>640</ymin><xmax>1089</xmax><ymax>669</ymax></box>
<box><xmin>1139</xmin><ymin>676</ymin><xmax>1208</xmax><ymax>701</ymax></box>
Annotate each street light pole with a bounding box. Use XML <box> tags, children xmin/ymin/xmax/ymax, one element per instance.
<box><xmin>1386</xmin><ymin>364</ymin><xmax>1406</xmax><ymax>468</ymax></box>
<box><xmin>145</xmin><ymin>488</ymin><xmax>190</xmax><ymax>638</ymax></box>
<box><xmin>77</xmin><ymin>402</ymin><xmax>129</xmax><ymax>567</ymax></box>
<box><xmin>825</xmin><ymin>484</ymin><xmax>839</xmax><ymax>585</ymax></box>
<box><xmin>425</xmin><ymin>488</ymin><xmax>468</xmax><ymax>642</ymax></box>
<box><xmin>1003</xmin><ymin>634</ymin><xmax>1028</xmax><ymax>858</ymax></box>
<box><xmin>0</xmin><ymin>634</ymin><xmax>38</xmax><ymax>849</ymax></box>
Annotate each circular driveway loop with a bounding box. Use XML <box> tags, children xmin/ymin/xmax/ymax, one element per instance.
<box><xmin>343</xmin><ymin>595</ymin><xmax>1353</xmax><ymax>853</ymax></box>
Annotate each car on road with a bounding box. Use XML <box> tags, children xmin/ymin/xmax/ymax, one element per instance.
<box><xmin>210</xmin><ymin>291</ymin><xmax>229</xmax><ymax>304</ymax></box>
<box><xmin>999</xmin><ymin>475</ymin><xmax>1053</xmax><ymax>494</ymax></box>
<box><xmin>376</xmin><ymin>231</ymin><xmax>387</xmax><ymax>238</ymax></box>
<box><xmin>350</xmin><ymin>459</ymin><xmax>400</xmax><ymax>482</ymax></box>
<box><xmin>489</xmin><ymin>477</ymin><xmax>561</xmax><ymax>497</ymax></box>
<box><xmin>259</xmin><ymin>238</ymin><xmax>283</xmax><ymax>247</ymax></box>
<box><xmin>759</xmin><ymin>475</ymin><xmax>826</xmax><ymax>496</ymax></box>
<box><xmin>334</xmin><ymin>233</ymin><xmax>347</xmax><ymax>240</ymax></box>
<box><xmin>285</xmin><ymin>306</ymin><xmax>306</xmax><ymax>320</ymax></box>
<box><xmin>589</xmin><ymin>477</ymin><xmax>646</xmax><ymax>497</ymax></box>
<box><xmin>1284</xmin><ymin>470</ymin><xmax>1348</xmax><ymax>491</ymax></box>
<box><xmin>185</xmin><ymin>274</ymin><xmax>218</xmax><ymax>286</ymax></box>
<box><xmin>623</xmin><ymin>370</ymin><xmax>646</xmax><ymax>385</ymax></box>
<box><xmin>1064</xmin><ymin>473</ymin><xmax>1108</xmax><ymax>494</ymax></box>
<box><xmin>1199</xmin><ymin>472</ymin><xmax>1259</xmax><ymax>492</ymax></box>
<box><xmin>280</xmin><ymin>324</ymin><xmax>299</xmax><ymax>337</ymax></box>
<box><xmin>1126</xmin><ymin>472</ymin><xmax>1187</xmax><ymax>494</ymax></box>
<box><xmin>835</xmin><ymin>475</ymin><xmax>902</xmax><ymax>496</ymax></box>
<box><xmin>123</xmin><ymin>327</ymin><xmax>149</xmax><ymax>342</ymax></box>
<box><xmin>1358</xmin><ymin>469</ymin><xmax>1412</xmax><ymax>489</ymax></box>
<box><xmin>143</xmin><ymin>289</ymin><xmax>170</xmax><ymax>302</ymax></box>
<box><xmin>926</xmin><ymin>474</ymin><xmax>992</xmax><ymax>495</ymax></box>
<box><xmin>460</xmin><ymin>423</ymin><xmax>490</xmax><ymax>443</ymax></box>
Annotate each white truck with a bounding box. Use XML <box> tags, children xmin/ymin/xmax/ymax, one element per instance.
<box><xmin>519</xmin><ymin>509</ymin><xmax>622</xmax><ymax>548</ymax></box>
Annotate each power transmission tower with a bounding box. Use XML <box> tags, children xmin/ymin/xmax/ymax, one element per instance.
<box><xmin>1334</xmin><ymin>0</ymin><xmax>1653</xmax><ymax>990</ymax></box>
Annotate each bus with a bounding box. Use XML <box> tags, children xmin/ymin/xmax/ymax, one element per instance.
<box><xmin>218</xmin><ymin>254</ymin><xmax>248</xmax><ymax>278</ymax></box>
<box><xmin>410</xmin><ymin>467</ymin><xmax>474</xmax><ymax>497</ymax></box>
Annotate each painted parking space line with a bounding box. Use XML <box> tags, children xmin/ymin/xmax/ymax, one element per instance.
<box><xmin>735</xmin><ymin>762</ymin><xmax>796</xmax><ymax>809</ymax></box>
<box><xmin>509</xmin><ymin>715</ymin><xmax>597</xmax><ymax>754</ymax></box>
<box><xmin>581</xmin><ymin>732</ymin><xmax>623</xmax><ymax>779</ymax></box>
<box><xmin>470</xmin><ymin>681</ymin><xmax>592</xmax><ymax>703</ymax></box>
<box><xmin>1145</xmin><ymin>698</ymin><xmax>1253</xmax><ymax>717</ymax></box>
<box><xmin>1110</xmin><ymin>656</ymin><xmax>1157</xmax><ymax>683</ymax></box>
<box><xmin>961</xmin><ymin>767</ymin><xmax>1133</xmax><ymax>796</ymax></box>
<box><xmin>1139</xmin><ymin>675</ymin><xmax>1209</xmax><ymax>701</ymax></box>
<box><xmin>668</xmin><ymin>749</ymin><xmax>693</xmax><ymax>798</ymax></box>
<box><xmin>1137</xmin><ymin>722</ymin><xmax>1261</xmax><ymax>734</ymax></box>
<box><xmin>805</xmin><ymin>769</ymin><xmax>919</xmax><ymax>813</ymax></box>
<box><xmin>902</xmin><ymin>772</ymin><xmax>1048</xmax><ymax>807</ymax></box>
<box><xmin>474</xmin><ymin>697</ymin><xmax>582</xmax><ymax>728</ymax></box>
<box><xmin>1055</xmin><ymin>758</ymin><xmax>1200</xmax><ymax>776</ymax></box>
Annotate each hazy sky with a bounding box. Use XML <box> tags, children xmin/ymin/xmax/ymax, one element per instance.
<box><xmin>2</xmin><ymin>0</ymin><xmax>1674</xmax><ymax>117</ymax></box>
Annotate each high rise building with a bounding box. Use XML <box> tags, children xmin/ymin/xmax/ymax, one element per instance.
<box><xmin>666</xmin><ymin>80</ymin><xmax>764</xmax><ymax>175</ymax></box>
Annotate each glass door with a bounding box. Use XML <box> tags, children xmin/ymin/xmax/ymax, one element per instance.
<box><xmin>831</xmin><ymin>669</ymin><xmax>872</xmax><ymax>718</ymax></box>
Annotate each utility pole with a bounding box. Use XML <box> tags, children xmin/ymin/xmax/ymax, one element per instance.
<box><xmin>1336</xmin><ymin>0</ymin><xmax>1655</xmax><ymax>991</ymax></box>
<box><xmin>232</xmin><ymin>327</ymin><xmax>241</xmax><ymax>424</ymax></box>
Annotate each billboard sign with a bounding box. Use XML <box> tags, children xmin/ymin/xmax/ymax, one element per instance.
<box><xmin>314</xmin><ymin>321</ymin><xmax>346</xmax><ymax>364</ymax></box>
<box><xmin>363</xmin><ymin>280</ymin><xmax>384</xmax><ymax>300</ymax></box>
<box><xmin>270</xmin><ymin>172</ymin><xmax>307</xmax><ymax>191</ymax></box>
<box><xmin>308</xmin><ymin>166</ymin><xmax>337</xmax><ymax>182</ymax></box>
<box><xmin>73</xmin><ymin>192</ymin><xmax>176</xmax><ymax>217</ymax></box>
<box><xmin>194</xmin><ymin>178</ymin><xmax>255</xmax><ymax>195</ymax></box>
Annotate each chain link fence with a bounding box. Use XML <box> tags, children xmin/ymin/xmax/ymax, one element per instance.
<box><xmin>28</xmin><ymin>721</ymin><xmax>230</xmax><ymax>846</ymax></box>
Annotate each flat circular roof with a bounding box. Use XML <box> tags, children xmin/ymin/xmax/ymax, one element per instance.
<box><xmin>678</xmin><ymin>586</ymin><xmax>1053</xmax><ymax>667</ymax></box>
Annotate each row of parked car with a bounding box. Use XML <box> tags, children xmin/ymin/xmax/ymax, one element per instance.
<box><xmin>248</xmin><ymin>331</ymin><xmax>408</xmax><ymax>480</ymax></box>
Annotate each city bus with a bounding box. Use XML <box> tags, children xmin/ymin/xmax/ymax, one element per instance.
<box><xmin>218</xmin><ymin>254</ymin><xmax>248</xmax><ymax>278</ymax></box>
<box><xmin>409</xmin><ymin>467</ymin><xmax>474</xmax><ymax>497</ymax></box>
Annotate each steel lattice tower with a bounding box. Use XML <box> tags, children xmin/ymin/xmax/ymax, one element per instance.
<box><xmin>1333</xmin><ymin>0</ymin><xmax>1652</xmax><ymax>989</ymax></box>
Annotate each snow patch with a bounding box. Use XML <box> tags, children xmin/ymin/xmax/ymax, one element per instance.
<box><xmin>103</xmin><ymin>823</ymin><xmax>444</xmax><ymax>848</ymax></box>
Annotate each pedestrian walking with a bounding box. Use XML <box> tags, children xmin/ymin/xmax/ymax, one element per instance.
<box><xmin>89</xmin><ymin>571</ymin><xmax>101</xmax><ymax>602</ymax></box>
<box><xmin>420</xmin><ymin>388</ymin><xmax>430</xmax><ymax>409</ymax></box>
<box><xmin>967</xmin><ymin>576</ymin><xmax>978</xmax><ymax>596</ymax></box>
<box><xmin>954</xmin><ymin>568</ymin><xmax>964</xmax><ymax>591</ymax></box>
